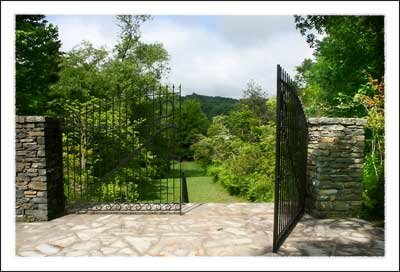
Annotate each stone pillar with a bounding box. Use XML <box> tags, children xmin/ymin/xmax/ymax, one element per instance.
<box><xmin>306</xmin><ymin>118</ymin><xmax>366</xmax><ymax>218</ymax></box>
<box><xmin>16</xmin><ymin>116</ymin><xmax>65</xmax><ymax>221</ymax></box>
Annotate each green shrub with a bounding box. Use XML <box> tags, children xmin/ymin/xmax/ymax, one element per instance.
<box><xmin>354</xmin><ymin>76</ymin><xmax>385</xmax><ymax>221</ymax></box>
<box><xmin>191</xmin><ymin>93</ymin><xmax>276</xmax><ymax>202</ymax></box>
<box><xmin>361</xmin><ymin>153</ymin><xmax>384</xmax><ymax>221</ymax></box>
<box><xmin>201</xmin><ymin>122</ymin><xmax>276</xmax><ymax>202</ymax></box>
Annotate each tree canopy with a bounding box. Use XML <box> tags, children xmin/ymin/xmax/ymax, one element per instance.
<box><xmin>183</xmin><ymin>93</ymin><xmax>239</xmax><ymax>120</ymax></box>
<box><xmin>16</xmin><ymin>15</ymin><xmax>62</xmax><ymax>115</ymax></box>
<box><xmin>294</xmin><ymin>15</ymin><xmax>384</xmax><ymax>117</ymax></box>
<box><xmin>48</xmin><ymin>15</ymin><xmax>169</xmax><ymax>116</ymax></box>
<box><xmin>240</xmin><ymin>80</ymin><xmax>272</xmax><ymax>123</ymax></box>
<box><xmin>178</xmin><ymin>99</ymin><xmax>209</xmax><ymax>158</ymax></box>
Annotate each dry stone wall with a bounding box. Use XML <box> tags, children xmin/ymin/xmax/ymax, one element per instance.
<box><xmin>16</xmin><ymin>116</ymin><xmax>65</xmax><ymax>221</ymax></box>
<box><xmin>306</xmin><ymin>117</ymin><xmax>366</xmax><ymax>218</ymax></box>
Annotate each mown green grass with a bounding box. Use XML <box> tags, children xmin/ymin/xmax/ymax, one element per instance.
<box><xmin>182</xmin><ymin>161</ymin><xmax>247</xmax><ymax>203</ymax></box>
<box><xmin>186</xmin><ymin>176</ymin><xmax>246</xmax><ymax>203</ymax></box>
<box><xmin>137</xmin><ymin>161</ymin><xmax>247</xmax><ymax>203</ymax></box>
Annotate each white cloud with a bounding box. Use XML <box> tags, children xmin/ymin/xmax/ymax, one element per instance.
<box><xmin>47</xmin><ymin>15</ymin><xmax>119</xmax><ymax>52</ymax></box>
<box><xmin>141</xmin><ymin>16</ymin><xmax>314</xmax><ymax>98</ymax></box>
<box><xmin>216</xmin><ymin>15</ymin><xmax>299</xmax><ymax>47</ymax></box>
<box><xmin>47</xmin><ymin>15</ymin><xmax>314</xmax><ymax>98</ymax></box>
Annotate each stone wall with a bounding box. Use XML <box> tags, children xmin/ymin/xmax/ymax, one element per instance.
<box><xmin>306</xmin><ymin>117</ymin><xmax>366</xmax><ymax>218</ymax></box>
<box><xmin>16</xmin><ymin>116</ymin><xmax>65</xmax><ymax>221</ymax></box>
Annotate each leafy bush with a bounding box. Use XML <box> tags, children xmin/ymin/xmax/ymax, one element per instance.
<box><xmin>192</xmin><ymin>96</ymin><xmax>276</xmax><ymax>202</ymax></box>
<box><xmin>361</xmin><ymin>153</ymin><xmax>384</xmax><ymax>220</ymax></box>
<box><xmin>354</xmin><ymin>76</ymin><xmax>385</xmax><ymax>221</ymax></box>
<box><xmin>210</xmin><ymin>124</ymin><xmax>275</xmax><ymax>202</ymax></box>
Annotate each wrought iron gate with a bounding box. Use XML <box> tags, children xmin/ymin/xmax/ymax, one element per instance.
<box><xmin>62</xmin><ymin>85</ymin><xmax>185</xmax><ymax>213</ymax></box>
<box><xmin>273</xmin><ymin>65</ymin><xmax>308</xmax><ymax>252</ymax></box>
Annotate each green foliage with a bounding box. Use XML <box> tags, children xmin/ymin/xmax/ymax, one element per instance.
<box><xmin>40</xmin><ymin>15</ymin><xmax>176</xmax><ymax>203</ymax></box>
<box><xmin>43</xmin><ymin>15</ymin><xmax>169</xmax><ymax>116</ymax></box>
<box><xmin>191</xmin><ymin>115</ymin><xmax>235</xmax><ymax>166</ymax></box>
<box><xmin>354</xmin><ymin>76</ymin><xmax>385</xmax><ymax>220</ymax></box>
<box><xmin>190</xmin><ymin>135</ymin><xmax>214</xmax><ymax>169</ymax></box>
<box><xmin>240</xmin><ymin>80</ymin><xmax>272</xmax><ymax>123</ymax></box>
<box><xmin>183</xmin><ymin>93</ymin><xmax>239</xmax><ymax>120</ymax></box>
<box><xmin>227</xmin><ymin>105</ymin><xmax>261</xmax><ymax>142</ymax></box>
<box><xmin>49</xmin><ymin>42</ymin><xmax>110</xmax><ymax>105</ymax></box>
<box><xmin>16</xmin><ymin>15</ymin><xmax>62</xmax><ymax>115</ymax></box>
<box><xmin>191</xmin><ymin>90</ymin><xmax>276</xmax><ymax>202</ymax></box>
<box><xmin>294</xmin><ymin>16</ymin><xmax>384</xmax><ymax>118</ymax></box>
<box><xmin>204</xmin><ymin>123</ymin><xmax>276</xmax><ymax>202</ymax></box>
<box><xmin>62</xmin><ymin>97</ymin><xmax>154</xmax><ymax>202</ymax></box>
<box><xmin>361</xmin><ymin>153</ymin><xmax>384</xmax><ymax>221</ymax></box>
<box><xmin>178</xmin><ymin>99</ymin><xmax>209</xmax><ymax>159</ymax></box>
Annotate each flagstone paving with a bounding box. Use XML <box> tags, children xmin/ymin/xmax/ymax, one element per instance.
<box><xmin>16</xmin><ymin>203</ymin><xmax>384</xmax><ymax>257</ymax></box>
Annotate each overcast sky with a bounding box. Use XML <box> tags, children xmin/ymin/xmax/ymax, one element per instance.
<box><xmin>46</xmin><ymin>15</ymin><xmax>315</xmax><ymax>98</ymax></box>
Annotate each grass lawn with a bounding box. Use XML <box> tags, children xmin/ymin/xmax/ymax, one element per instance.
<box><xmin>135</xmin><ymin>161</ymin><xmax>247</xmax><ymax>203</ymax></box>
<box><xmin>182</xmin><ymin>161</ymin><xmax>247</xmax><ymax>203</ymax></box>
<box><xmin>138</xmin><ymin>161</ymin><xmax>247</xmax><ymax>203</ymax></box>
<box><xmin>186</xmin><ymin>176</ymin><xmax>247</xmax><ymax>203</ymax></box>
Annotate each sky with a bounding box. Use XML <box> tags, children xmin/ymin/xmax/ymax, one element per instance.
<box><xmin>46</xmin><ymin>15</ymin><xmax>315</xmax><ymax>98</ymax></box>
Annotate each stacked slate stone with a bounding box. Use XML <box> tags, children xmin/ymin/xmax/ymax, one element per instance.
<box><xmin>16</xmin><ymin>116</ymin><xmax>65</xmax><ymax>221</ymax></box>
<box><xmin>306</xmin><ymin>118</ymin><xmax>367</xmax><ymax>218</ymax></box>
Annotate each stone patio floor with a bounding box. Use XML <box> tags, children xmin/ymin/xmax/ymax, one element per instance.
<box><xmin>16</xmin><ymin>203</ymin><xmax>384</xmax><ymax>257</ymax></box>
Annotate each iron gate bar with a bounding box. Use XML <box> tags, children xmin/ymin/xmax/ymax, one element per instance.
<box><xmin>63</xmin><ymin>85</ymin><xmax>183</xmax><ymax>213</ymax></box>
<box><xmin>273</xmin><ymin>65</ymin><xmax>308</xmax><ymax>252</ymax></box>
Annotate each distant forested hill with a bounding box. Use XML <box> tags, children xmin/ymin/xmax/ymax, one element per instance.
<box><xmin>183</xmin><ymin>93</ymin><xmax>239</xmax><ymax>120</ymax></box>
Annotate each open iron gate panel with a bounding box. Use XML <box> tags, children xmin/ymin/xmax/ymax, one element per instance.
<box><xmin>273</xmin><ymin>65</ymin><xmax>308</xmax><ymax>252</ymax></box>
<box><xmin>62</xmin><ymin>85</ymin><xmax>186</xmax><ymax>214</ymax></box>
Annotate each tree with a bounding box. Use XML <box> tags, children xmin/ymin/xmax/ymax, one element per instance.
<box><xmin>49</xmin><ymin>15</ymin><xmax>170</xmax><ymax>115</ymax></box>
<box><xmin>294</xmin><ymin>15</ymin><xmax>384</xmax><ymax>117</ymax></box>
<box><xmin>240</xmin><ymin>80</ymin><xmax>271</xmax><ymax>122</ymax></box>
<box><xmin>15</xmin><ymin>15</ymin><xmax>62</xmax><ymax>115</ymax></box>
<box><xmin>112</xmin><ymin>15</ymin><xmax>169</xmax><ymax>95</ymax></box>
<box><xmin>183</xmin><ymin>93</ymin><xmax>239</xmax><ymax>120</ymax></box>
<box><xmin>48</xmin><ymin>41</ymin><xmax>110</xmax><ymax>112</ymax></box>
<box><xmin>227</xmin><ymin>105</ymin><xmax>260</xmax><ymax>142</ymax></box>
<box><xmin>178</xmin><ymin>99</ymin><xmax>209</xmax><ymax>158</ymax></box>
<box><xmin>294</xmin><ymin>58</ymin><xmax>313</xmax><ymax>89</ymax></box>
